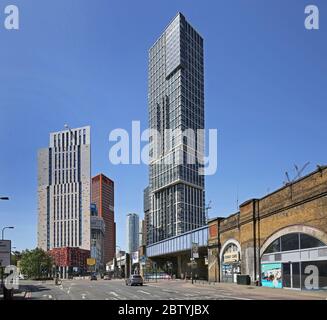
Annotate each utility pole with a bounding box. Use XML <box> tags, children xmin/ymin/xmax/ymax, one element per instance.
<box><xmin>205</xmin><ymin>201</ymin><xmax>212</xmax><ymax>223</ymax></box>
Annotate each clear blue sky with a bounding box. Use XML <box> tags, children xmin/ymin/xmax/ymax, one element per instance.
<box><xmin>0</xmin><ymin>0</ymin><xmax>326</xmax><ymax>252</ymax></box>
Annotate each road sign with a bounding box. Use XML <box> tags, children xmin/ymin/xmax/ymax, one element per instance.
<box><xmin>131</xmin><ymin>251</ymin><xmax>139</xmax><ymax>264</ymax></box>
<box><xmin>140</xmin><ymin>256</ymin><xmax>147</xmax><ymax>266</ymax></box>
<box><xmin>87</xmin><ymin>258</ymin><xmax>96</xmax><ymax>266</ymax></box>
<box><xmin>192</xmin><ymin>242</ymin><xmax>199</xmax><ymax>259</ymax></box>
<box><xmin>0</xmin><ymin>240</ymin><xmax>11</xmax><ymax>267</ymax></box>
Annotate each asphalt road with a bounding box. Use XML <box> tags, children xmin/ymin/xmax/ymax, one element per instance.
<box><xmin>14</xmin><ymin>279</ymin><xmax>327</xmax><ymax>300</ymax></box>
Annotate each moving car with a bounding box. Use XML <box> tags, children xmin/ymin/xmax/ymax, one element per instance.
<box><xmin>125</xmin><ymin>274</ymin><xmax>143</xmax><ymax>286</ymax></box>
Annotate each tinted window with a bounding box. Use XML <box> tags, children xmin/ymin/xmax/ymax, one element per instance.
<box><xmin>265</xmin><ymin>238</ymin><xmax>281</xmax><ymax>254</ymax></box>
<box><xmin>281</xmin><ymin>233</ymin><xmax>299</xmax><ymax>252</ymax></box>
<box><xmin>300</xmin><ymin>233</ymin><xmax>325</xmax><ymax>249</ymax></box>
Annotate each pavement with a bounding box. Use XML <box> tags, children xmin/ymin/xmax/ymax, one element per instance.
<box><xmin>5</xmin><ymin>279</ymin><xmax>327</xmax><ymax>300</ymax></box>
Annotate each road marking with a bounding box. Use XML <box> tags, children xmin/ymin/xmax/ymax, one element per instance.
<box><xmin>81</xmin><ymin>294</ymin><xmax>87</xmax><ymax>300</ymax></box>
<box><xmin>110</xmin><ymin>291</ymin><xmax>119</xmax><ymax>297</ymax></box>
<box><xmin>162</xmin><ymin>289</ymin><xmax>179</xmax><ymax>294</ymax></box>
<box><xmin>109</xmin><ymin>291</ymin><xmax>120</xmax><ymax>298</ymax></box>
<box><xmin>184</xmin><ymin>293</ymin><xmax>195</xmax><ymax>297</ymax></box>
<box><xmin>137</xmin><ymin>290</ymin><xmax>151</xmax><ymax>295</ymax></box>
<box><xmin>226</xmin><ymin>296</ymin><xmax>252</xmax><ymax>300</ymax></box>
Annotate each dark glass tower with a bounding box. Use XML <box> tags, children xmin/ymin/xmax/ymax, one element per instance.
<box><xmin>147</xmin><ymin>13</ymin><xmax>205</xmax><ymax>244</ymax></box>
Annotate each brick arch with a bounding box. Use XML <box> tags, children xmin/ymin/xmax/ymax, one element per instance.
<box><xmin>220</xmin><ymin>239</ymin><xmax>242</xmax><ymax>263</ymax></box>
<box><xmin>260</xmin><ymin>224</ymin><xmax>327</xmax><ymax>257</ymax></box>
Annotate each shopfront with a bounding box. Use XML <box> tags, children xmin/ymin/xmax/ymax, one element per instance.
<box><xmin>221</xmin><ymin>243</ymin><xmax>241</xmax><ymax>283</ymax></box>
<box><xmin>261</xmin><ymin>232</ymin><xmax>327</xmax><ymax>290</ymax></box>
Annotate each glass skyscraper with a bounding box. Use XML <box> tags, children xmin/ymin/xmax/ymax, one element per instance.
<box><xmin>126</xmin><ymin>213</ymin><xmax>139</xmax><ymax>253</ymax></box>
<box><xmin>147</xmin><ymin>13</ymin><xmax>205</xmax><ymax>244</ymax></box>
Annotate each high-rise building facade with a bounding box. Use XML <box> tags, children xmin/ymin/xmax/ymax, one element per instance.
<box><xmin>143</xmin><ymin>187</ymin><xmax>150</xmax><ymax>245</ymax></box>
<box><xmin>126</xmin><ymin>213</ymin><xmax>139</xmax><ymax>253</ymax></box>
<box><xmin>139</xmin><ymin>219</ymin><xmax>147</xmax><ymax>247</ymax></box>
<box><xmin>91</xmin><ymin>174</ymin><xmax>115</xmax><ymax>264</ymax></box>
<box><xmin>148</xmin><ymin>13</ymin><xmax>206</xmax><ymax>244</ymax></box>
<box><xmin>37</xmin><ymin>126</ymin><xmax>91</xmax><ymax>251</ymax></box>
<box><xmin>90</xmin><ymin>203</ymin><xmax>105</xmax><ymax>272</ymax></box>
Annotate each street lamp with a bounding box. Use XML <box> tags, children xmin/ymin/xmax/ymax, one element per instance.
<box><xmin>2</xmin><ymin>227</ymin><xmax>14</xmax><ymax>240</ymax></box>
<box><xmin>116</xmin><ymin>246</ymin><xmax>122</xmax><ymax>279</ymax></box>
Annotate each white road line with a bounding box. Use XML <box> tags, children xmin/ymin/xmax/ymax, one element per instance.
<box><xmin>109</xmin><ymin>291</ymin><xmax>120</xmax><ymax>298</ymax></box>
<box><xmin>226</xmin><ymin>296</ymin><xmax>252</xmax><ymax>300</ymax></box>
<box><xmin>184</xmin><ymin>293</ymin><xmax>195</xmax><ymax>297</ymax></box>
<box><xmin>162</xmin><ymin>289</ymin><xmax>179</xmax><ymax>294</ymax></box>
<box><xmin>81</xmin><ymin>294</ymin><xmax>86</xmax><ymax>300</ymax></box>
<box><xmin>137</xmin><ymin>290</ymin><xmax>151</xmax><ymax>295</ymax></box>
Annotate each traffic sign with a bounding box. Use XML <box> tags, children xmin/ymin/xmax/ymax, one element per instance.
<box><xmin>0</xmin><ymin>240</ymin><xmax>11</xmax><ymax>267</ymax></box>
<box><xmin>192</xmin><ymin>242</ymin><xmax>199</xmax><ymax>259</ymax></box>
<box><xmin>87</xmin><ymin>258</ymin><xmax>96</xmax><ymax>266</ymax></box>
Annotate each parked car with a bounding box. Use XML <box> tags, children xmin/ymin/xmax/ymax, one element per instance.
<box><xmin>90</xmin><ymin>274</ymin><xmax>97</xmax><ymax>281</ymax></box>
<box><xmin>125</xmin><ymin>274</ymin><xmax>143</xmax><ymax>286</ymax></box>
<box><xmin>103</xmin><ymin>275</ymin><xmax>111</xmax><ymax>280</ymax></box>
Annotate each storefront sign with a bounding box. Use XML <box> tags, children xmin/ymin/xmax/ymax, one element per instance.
<box><xmin>223</xmin><ymin>251</ymin><xmax>239</xmax><ymax>264</ymax></box>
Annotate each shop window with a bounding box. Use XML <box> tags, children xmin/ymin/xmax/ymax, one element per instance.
<box><xmin>264</xmin><ymin>233</ymin><xmax>326</xmax><ymax>256</ymax></box>
<box><xmin>300</xmin><ymin>233</ymin><xmax>325</xmax><ymax>250</ymax></box>
<box><xmin>265</xmin><ymin>238</ymin><xmax>281</xmax><ymax>254</ymax></box>
<box><xmin>281</xmin><ymin>233</ymin><xmax>300</xmax><ymax>252</ymax></box>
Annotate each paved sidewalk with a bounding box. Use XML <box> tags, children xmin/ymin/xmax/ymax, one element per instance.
<box><xmin>147</xmin><ymin>279</ymin><xmax>327</xmax><ymax>300</ymax></box>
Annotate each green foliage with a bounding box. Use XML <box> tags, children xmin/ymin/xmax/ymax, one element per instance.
<box><xmin>10</xmin><ymin>250</ymin><xmax>22</xmax><ymax>266</ymax></box>
<box><xmin>19</xmin><ymin>248</ymin><xmax>53</xmax><ymax>279</ymax></box>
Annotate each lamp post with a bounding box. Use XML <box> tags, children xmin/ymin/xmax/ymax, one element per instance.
<box><xmin>116</xmin><ymin>246</ymin><xmax>122</xmax><ymax>279</ymax></box>
<box><xmin>1</xmin><ymin>227</ymin><xmax>14</xmax><ymax>241</ymax></box>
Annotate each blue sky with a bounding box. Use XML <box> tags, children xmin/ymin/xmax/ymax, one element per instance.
<box><xmin>0</xmin><ymin>0</ymin><xmax>326</xmax><ymax>252</ymax></box>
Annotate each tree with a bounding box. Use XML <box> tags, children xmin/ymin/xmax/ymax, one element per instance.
<box><xmin>20</xmin><ymin>248</ymin><xmax>53</xmax><ymax>280</ymax></box>
<box><xmin>11</xmin><ymin>250</ymin><xmax>22</xmax><ymax>266</ymax></box>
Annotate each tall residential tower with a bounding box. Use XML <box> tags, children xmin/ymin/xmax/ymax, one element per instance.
<box><xmin>148</xmin><ymin>13</ymin><xmax>205</xmax><ymax>244</ymax></box>
<box><xmin>37</xmin><ymin>126</ymin><xmax>91</xmax><ymax>251</ymax></box>
<box><xmin>126</xmin><ymin>213</ymin><xmax>139</xmax><ymax>254</ymax></box>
